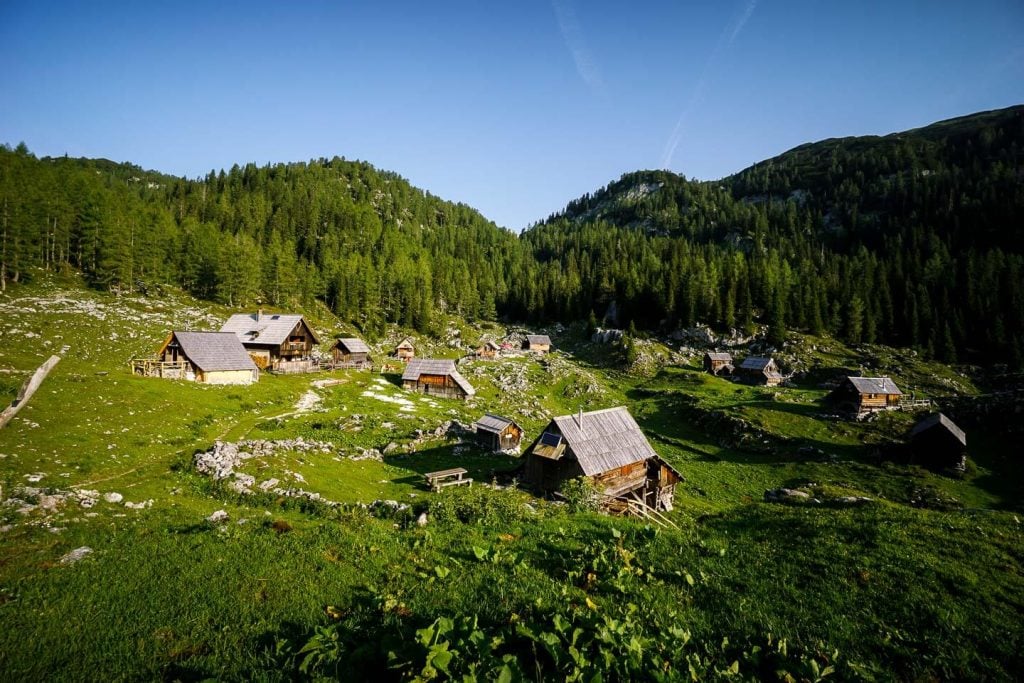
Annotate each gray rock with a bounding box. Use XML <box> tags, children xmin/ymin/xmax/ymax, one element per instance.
<box><xmin>60</xmin><ymin>546</ymin><xmax>93</xmax><ymax>564</ymax></box>
<box><xmin>416</xmin><ymin>512</ymin><xmax>428</xmax><ymax>526</ymax></box>
<box><xmin>103</xmin><ymin>492</ymin><xmax>123</xmax><ymax>504</ymax></box>
<box><xmin>207</xmin><ymin>509</ymin><xmax>229</xmax><ymax>524</ymax></box>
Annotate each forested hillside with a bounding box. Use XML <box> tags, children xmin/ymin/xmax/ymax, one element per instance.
<box><xmin>2</xmin><ymin>105</ymin><xmax>1022</xmax><ymax>364</ymax></box>
<box><xmin>526</xmin><ymin>106</ymin><xmax>1024</xmax><ymax>364</ymax></box>
<box><xmin>0</xmin><ymin>147</ymin><xmax>523</xmax><ymax>335</ymax></box>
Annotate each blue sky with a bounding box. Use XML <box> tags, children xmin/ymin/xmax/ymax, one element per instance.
<box><xmin>1</xmin><ymin>1</ymin><xmax>1022</xmax><ymax>230</ymax></box>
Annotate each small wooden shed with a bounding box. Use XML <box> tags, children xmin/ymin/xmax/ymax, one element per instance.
<box><xmin>703</xmin><ymin>352</ymin><xmax>734</xmax><ymax>375</ymax></box>
<box><xmin>154</xmin><ymin>331</ymin><xmax>259</xmax><ymax>385</ymax></box>
<box><xmin>401</xmin><ymin>359</ymin><xmax>476</xmax><ymax>399</ymax></box>
<box><xmin>395</xmin><ymin>338</ymin><xmax>415</xmax><ymax>361</ymax></box>
<box><xmin>332</xmin><ymin>337</ymin><xmax>372</xmax><ymax>368</ymax></box>
<box><xmin>522</xmin><ymin>406</ymin><xmax>681</xmax><ymax>511</ymax></box>
<box><xmin>737</xmin><ymin>356</ymin><xmax>782</xmax><ymax>386</ymax></box>
<box><xmin>474</xmin><ymin>414</ymin><xmax>523</xmax><ymax>452</ymax></box>
<box><xmin>221</xmin><ymin>311</ymin><xmax>320</xmax><ymax>371</ymax></box>
<box><xmin>910</xmin><ymin>413</ymin><xmax>967</xmax><ymax>471</ymax></box>
<box><xmin>830</xmin><ymin>376</ymin><xmax>903</xmax><ymax>414</ymax></box>
<box><xmin>477</xmin><ymin>341</ymin><xmax>500</xmax><ymax>359</ymax></box>
<box><xmin>524</xmin><ymin>334</ymin><xmax>552</xmax><ymax>354</ymax></box>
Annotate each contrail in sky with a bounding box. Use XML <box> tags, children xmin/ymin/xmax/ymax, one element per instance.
<box><xmin>661</xmin><ymin>0</ymin><xmax>759</xmax><ymax>170</ymax></box>
<box><xmin>552</xmin><ymin>0</ymin><xmax>605</xmax><ymax>93</ymax></box>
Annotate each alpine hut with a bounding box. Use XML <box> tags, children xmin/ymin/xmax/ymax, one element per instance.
<box><xmin>522</xmin><ymin>406</ymin><xmax>681</xmax><ymax>511</ymax></box>
<box><xmin>737</xmin><ymin>356</ymin><xmax>783</xmax><ymax>386</ymax></box>
<box><xmin>395</xmin><ymin>338</ymin><xmax>415</xmax><ymax>361</ymax></box>
<box><xmin>152</xmin><ymin>331</ymin><xmax>259</xmax><ymax>385</ymax></box>
<box><xmin>523</xmin><ymin>334</ymin><xmax>552</xmax><ymax>354</ymax></box>
<box><xmin>910</xmin><ymin>413</ymin><xmax>967</xmax><ymax>471</ymax></box>
<box><xmin>703</xmin><ymin>352</ymin><xmax>734</xmax><ymax>376</ymax></box>
<box><xmin>829</xmin><ymin>376</ymin><xmax>903</xmax><ymax>415</ymax></box>
<box><xmin>220</xmin><ymin>312</ymin><xmax>320</xmax><ymax>372</ymax></box>
<box><xmin>332</xmin><ymin>337</ymin><xmax>372</xmax><ymax>369</ymax></box>
<box><xmin>476</xmin><ymin>341</ymin><xmax>500</xmax><ymax>360</ymax></box>
<box><xmin>474</xmin><ymin>414</ymin><xmax>523</xmax><ymax>452</ymax></box>
<box><xmin>401</xmin><ymin>359</ymin><xmax>476</xmax><ymax>399</ymax></box>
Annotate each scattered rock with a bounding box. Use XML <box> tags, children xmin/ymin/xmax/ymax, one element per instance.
<box><xmin>764</xmin><ymin>488</ymin><xmax>811</xmax><ymax>504</ymax></box>
<box><xmin>103</xmin><ymin>492</ymin><xmax>123</xmax><ymax>504</ymax></box>
<box><xmin>416</xmin><ymin>512</ymin><xmax>428</xmax><ymax>527</ymax></box>
<box><xmin>60</xmin><ymin>546</ymin><xmax>93</xmax><ymax>564</ymax></box>
<box><xmin>207</xmin><ymin>510</ymin><xmax>229</xmax><ymax>524</ymax></box>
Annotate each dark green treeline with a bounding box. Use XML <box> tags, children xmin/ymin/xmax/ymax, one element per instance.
<box><xmin>1</xmin><ymin>105</ymin><xmax>1021</xmax><ymax>364</ymax></box>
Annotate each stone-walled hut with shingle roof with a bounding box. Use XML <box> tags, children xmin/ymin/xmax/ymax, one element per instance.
<box><xmin>157</xmin><ymin>331</ymin><xmax>259</xmax><ymax>385</ymax></box>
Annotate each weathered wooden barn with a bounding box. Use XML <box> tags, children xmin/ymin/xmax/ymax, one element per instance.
<box><xmin>395</xmin><ymin>338</ymin><xmax>415</xmax><ymax>361</ymax></box>
<box><xmin>703</xmin><ymin>352</ymin><xmax>734</xmax><ymax>375</ymax></box>
<box><xmin>522</xmin><ymin>406</ymin><xmax>681</xmax><ymax>512</ymax></box>
<box><xmin>332</xmin><ymin>337</ymin><xmax>372</xmax><ymax>368</ymax></box>
<box><xmin>401</xmin><ymin>359</ymin><xmax>476</xmax><ymax>399</ymax></box>
<box><xmin>221</xmin><ymin>312</ymin><xmax>320</xmax><ymax>372</ymax></box>
<box><xmin>146</xmin><ymin>331</ymin><xmax>258</xmax><ymax>385</ymax></box>
<box><xmin>524</xmin><ymin>334</ymin><xmax>552</xmax><ymax>354</ymax></box>
<box><xmin>737</xmin><ymin>356</ymin><xmax>783</xmax><ymax>386</ymax></box>
<box><xmin>829</xmin><ymin>376</ymin><xmax>903</xmax><ymax>414</ymax></box>
<box><xmin>476</xmin><ymin>341</ymin><xmax>500</xmax><ymax>359</ymax></box>
<box><xmin>910</xmin><ymin>412</ymin><xmax>967</xmax><ymax>471</ymax></box>
<box><xmin>474</xmin><ymin>414</ymin><xmax>523</xmax><ymax>452</ymax></box>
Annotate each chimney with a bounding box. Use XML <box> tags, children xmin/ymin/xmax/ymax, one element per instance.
<box><xmin>577</xmin><ymin>407</ymin><xmax>584</xmax><ymax>434</ymax></box>
<box><xmin>257</xmin><ymin>308</ymin><xmax>263</xmax><ymax>323</ymax></box>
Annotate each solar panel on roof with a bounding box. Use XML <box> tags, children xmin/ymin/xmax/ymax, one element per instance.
<box><xmin>271</xmin><ymin>315</ymin><xmax>280</xmax><ymax>320</ymax></box>
<box><xmin>540</xmin><ymin>432</ymin><xmax>561</xmax><ymax>447</ymax></box>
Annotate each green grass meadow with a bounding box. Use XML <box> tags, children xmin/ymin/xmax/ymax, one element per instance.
<box><xmin>0</xmin><ymin>273</ymin><xmax>1022</xmax><ymax>681</ymax></box>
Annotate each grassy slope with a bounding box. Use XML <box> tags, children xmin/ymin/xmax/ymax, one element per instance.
<box><xmin>0</xmin><ymin>273</ymin><xmax>1022</xmax><ymax>681</ymax></box>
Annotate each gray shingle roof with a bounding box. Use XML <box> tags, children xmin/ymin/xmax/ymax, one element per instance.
<box><xmin>705</xmin><ymin>352</ymin><xmax>733</xmax><ymax>362</ymax></box>
<box><xmin>402</xmin><ymin>359</ymin><xmax>476</xmax><ymax>395</ymax></box>
<box><xmin>221</xmin><ymin>313</ymin><xmax>320</xmax><ymax>346</ymax></box>
<box><xmin>335</xmin><ymin>337</ymin><xmax>370</xmax><ymax>354</ymax></box>
<box><xmin>910</xmin><ymin>412</ymin><xmax>966</xmax><ymax>446</ymax></box>
<box><xmin>396</xmin><ymin>338</ymin><xmax>415</xmax><ymax>350</ymax></box>
<box><xmin>526</xmin><ymin>334</ymin><xmax>552</xmax><ymax>346</ymax></box>
<box><xmin>475</xmin><ymin>413</ymin><xmax>519</xmax><ymax>434</ymax></box>
<box><xmin>549</xmin><ymin>406</ymin><xmax>657</xmax><ymax>476</ymax></box>
<box><xmin>739</xmin><ymin>356</ymin><xmax>774</xmax><ymax>371</ymax></box>
<box><xmin>847</xmin><ymin>376</ymin><xmax>902</xmax><ymax>395</ymax></box>
<box><xmin>172</xmin><ymin>332</ymin><xmax>256</xmax><ymax>372</ymax></box>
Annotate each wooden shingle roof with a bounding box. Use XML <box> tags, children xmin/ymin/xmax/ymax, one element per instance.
<box><xmin>739</xmin><ymin>356</ymin><xmax>773</xmax><ymax>371</ymax></box>
<box><xmin>526</xmin><ymin>334</ymin><xmax>552</xmax><ymax>346</ymax></box>
<box><xmin>171</xmin><ymin>331</ymin><xmax>256</xmax><ymax>372</ymax></box>
<box><xmin>221</xmin><ymin>313</ymin><xmax>320</xmax><ymax>346</ymax></box>
<box><xmin>402</xmin><ymin>359</ymin><xmax>476</xmax><ymax>396</ymax></box>
<box><xmin>335</xmin><ymin>337</ymin><xmax>370</xmax><ymax>354</ymax></box>
<box><xmin>910</xmin><ymin>412</ymin><xmax>966</xmax><ymax>446</ymax></box>
<box><xmin>847</xmin><ymin>376</ymin><xmax>902</xmax><ymax>396</ymax></box>
<box><xmin>475</xmin><ymin>413</ymin><xmax>520</xmax><ymax>434</ymax></box>
<box><xmin>396</xmin><ymin>338</ymin><xmax>415</xmax><ymax>350</ymax></box>
<box><xmin>705</xmin><ymin>352</ymin><xmax>733</xmax><ymax>362</ymax></box>
<box><xmin>548</xmin><ymin>406</ymin><xmax>657</xmax><ymax>477</ymax></box>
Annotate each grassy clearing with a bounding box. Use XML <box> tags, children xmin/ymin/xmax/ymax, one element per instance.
<box><xmin>0</xmin><ymin>273</ymin><xmax>1022</xmax><ymax>680</ymax></box>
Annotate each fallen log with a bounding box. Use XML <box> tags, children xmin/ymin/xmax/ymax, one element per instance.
<box><xmin>0</xmin><ymin>355</ymin><xmax>61</xmax><ymax>429</ymax></box>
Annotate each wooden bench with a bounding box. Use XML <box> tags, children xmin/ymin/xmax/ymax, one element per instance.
<box><xmin>424</xmin><ymin>467</ymin><xmax>472</xmax><ymax>492</ymax></box>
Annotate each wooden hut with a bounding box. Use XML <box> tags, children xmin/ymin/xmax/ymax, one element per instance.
<box><xmin>221</xmin><ymin>311</ymin><xmax>320</xmax><ymax>372</ymax></box>
<box><xmin>148</xmin><ymin>331</ymin><xmax>258</xmax><ymax>385</ymax></box>
<box><xmin>703</xmin><ymin>352</ymin><xmax>734</xmax><ymax>375</ymax></box>
<box><xmin>474</xmin><ymin>414</ymin><xmax>523</xmax><ymax>452</ymax></box>
<box><xmin>522</xmin><ymin>406</ymin><xmax>681</xmax><ymax>512</ymax></box>
<box><xmin>476</xmin><ymin>341</ymin><xmax>500</xmax><ymax>360</ymax></box>
<box><xmin>736</xmin><ymin>356</ymin><xmax>783</xmax><ymax>386</ymax></box>
<box><xmin>332</xmin><ymin>337</ymin><xmax>372</xmax><ymax>368</ymax></box>
<box><xmin>401</xmin><ymin>359</ymin><xmax>476</xmax><ymax>399</ymax></box>
<box><xmin>829</xmin><ymin>376</ymin><xmax>903</xmax><ymax>415</ymax></box>
<box><xmin>910</xmin><ymin>413</ymin><xmax>967</xmax><ymax>470</ymax></box>
<box><xmin>395</xmin><ymin>338</ymin><xmax>415</xmax><ymax>361</ymax></box>
<box><xmin>523</xmin><ymin>334</ymin><xmax>552</xmax><ymax>354</ymax></box>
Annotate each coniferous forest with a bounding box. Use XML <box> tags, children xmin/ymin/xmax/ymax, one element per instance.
<box><xmin>1</xmin><ymin>105</ymin><xmax>1022</xmax><ymax>364</ymax></box>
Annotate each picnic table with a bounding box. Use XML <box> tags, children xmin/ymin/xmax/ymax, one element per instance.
<box><xmin>424</xmin><ymin>467</ymin><xmax>472</xmax><ymax>492</ymax></box>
